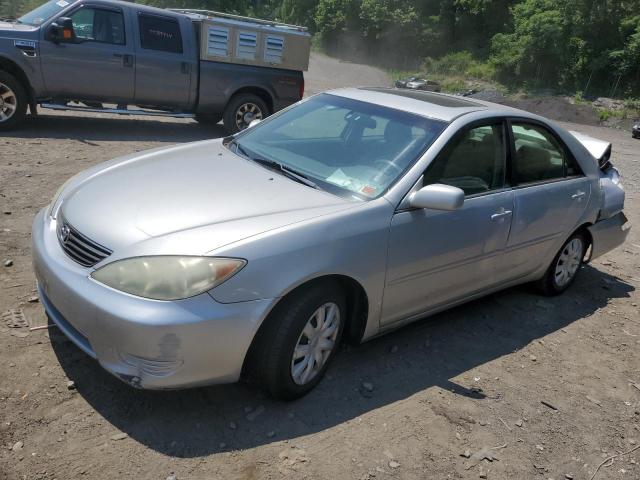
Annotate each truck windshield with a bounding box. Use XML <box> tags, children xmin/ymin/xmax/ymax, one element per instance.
<box><xmin>18</xmin><ymin>0</ymin><xmax>70</xmax><ymax>26</ymax></box>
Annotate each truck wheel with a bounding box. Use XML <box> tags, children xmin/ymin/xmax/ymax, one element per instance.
<box><xmin>195</xmin><ymin>113</ymin><xmax>222</xmax><ymax>126</ymax></box>
<box><xmin>0</xmin><ymin>71</ymin><xmax>28</xmax><ymax>131</ymax></box>
<box><xmin>223</xmin><ymin>93</ymin><xmax>269</xmax><ymax>134</ymax></box>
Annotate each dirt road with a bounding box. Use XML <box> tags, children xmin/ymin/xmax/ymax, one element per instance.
<box><xmin>1</xmin><ymin>53</ymin><xmax>639</xmax><ymax>480</ymax></box>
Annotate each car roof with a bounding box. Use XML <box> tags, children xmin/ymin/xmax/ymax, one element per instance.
<box><xmin>327</xmin><ymin>87</ymin><xmax>527</xmax><ymax>123</ymax></box>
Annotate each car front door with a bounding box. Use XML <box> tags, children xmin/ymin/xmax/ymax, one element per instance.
<box><xmin>381</xmin><ymin>121</ymin><xmax>515</xmax><ymax>326</ymax></box>
<box><xmin>133</xmin><ymin>12</ymin><xmax>194</xmax><ymax>110</ymax></box>
<box><xmin>39</xmin><ymin>4</ymin><xmax>135</xmax><ymax>103</ymax></box>
<box><xmin>502</xmin><ymin>120</ymin><xmax>591</xmax><ymax>278</ymax></box>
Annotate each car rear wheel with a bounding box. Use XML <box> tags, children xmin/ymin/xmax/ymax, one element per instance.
<box><xmin>0</xmin><ymin>71</ymin><xmax>28</xmax><ymax>131</ymax></box>
<box><xmin>536</xmin><ymin>233</ymin><xmax>586</xmax><ymax>295</ymax></box>
<box><xmin>223</xmin><ymin>93</ymin><xmax>268</xmax><ymax>134</ymax></box>
<box><xmin>256</xmin><ymin>282</ymin><xmax>345</xmax><ymax>400</ymax></box>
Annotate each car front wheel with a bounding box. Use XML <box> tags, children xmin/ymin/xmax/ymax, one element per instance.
<box><xmin>537</xmin><ymin>233</ymin><xmax>586</xmax><ymax>295</ymax></box>
<box><xmin>256</xmin><ymin>282</ymin><xmax>345</xmax><ymax>400</ymax></box>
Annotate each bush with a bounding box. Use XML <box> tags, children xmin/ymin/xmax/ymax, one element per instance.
<box><xmin>423</xmin><ymin>51</ymin><xmax>495</xmax><ymax>81</ymax></box>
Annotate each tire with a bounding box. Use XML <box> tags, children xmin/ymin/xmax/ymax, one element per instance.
<box><xmin>536</xmin><ymin>232</ymin><xmax>586</xmax><ymax>296</ymax></box>
<box><xmin>222</xmin><ymin>93</ymin><xmax>269</xmax><ymax>134</ymax></box>
<box><xmin>195</xmin><ymin>113</ymin><xmax>222</xmax><ymax>126</ymax></box>
<box><xmin>255</xmin><ymin>282</ymin><xmax>346</xmax><ymax>400</ymax></box>
<box><xmin>0</xmin><ymin>71</ymin><xmax>28</xmax><ymax>131</ymax></box>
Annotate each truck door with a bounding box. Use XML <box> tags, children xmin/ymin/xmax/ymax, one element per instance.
<box><xmin>39</xmin><ymin>4</ymin><xmax>135</xmax><ymax>103</ymax></box>
<box><xmin>133</xmin><ymin>12</ymin><xmax>195</xmax><ymax>110</ymax></box>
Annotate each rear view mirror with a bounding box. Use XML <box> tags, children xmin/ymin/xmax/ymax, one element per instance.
<box><xmin>46</xmin><ymin>17</ymin><xmax>75</xmax><ymax>43</ymax></box>
<box><xmin>409</xmin><ymin>184</ymin><xmax>464</xmax><ymax>211</ymax></box>
<box><xmin>248</xmin><ymin>118</ymin><xmax>262</xmax><ymax>128</ymax></box>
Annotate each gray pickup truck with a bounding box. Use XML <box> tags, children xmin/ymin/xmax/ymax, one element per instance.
<box><xmin>0</xmin><ymin>0</ymin><xmax>310</xmax><ymax>133</ymax></box>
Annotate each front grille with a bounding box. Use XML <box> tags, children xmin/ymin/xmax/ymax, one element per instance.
<box><xmin>57</xmin><ymin>216</ymin><xmax>112</xmax><ymax>267</ymax></box>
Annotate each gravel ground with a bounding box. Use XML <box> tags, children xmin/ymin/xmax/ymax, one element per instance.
<box><xmin>1</xmin><ymin>53</ymin><xmax>639</xmax><ymax>480</ymax></box>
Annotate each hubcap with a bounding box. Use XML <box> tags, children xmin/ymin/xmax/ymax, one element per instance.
<box><xmin>291</xmin><ymin>302</ymin><xmax>340</xmax><ymax>385</ymax></box>
<box><xmin>554</xmin><ymin>238</ymin><xmax>583</xmax><ymax>287</ymax></box>
<box><xmin>235</xmin><ymin>102</ymin><xmax>263</xmax><ymax>130</ymax></box>
<box><xmin>0</xmin><ymin>82</ymin><xmax>17</xmax><ymax>122</ymax></box>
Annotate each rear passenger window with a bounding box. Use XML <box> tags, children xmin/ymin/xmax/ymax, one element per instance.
<box><xmin>512</xmin><ymin>122</ymin><xmax>581</xmax><ymax>184</ymax></box>
<box><xmin>138</xmin><ymin>14</ymin><xmax>183</xmax><ymax>53</ymax></box>
<box><xmin>423</xmin><ymin>123</ymin><xmax>507</xmax><ymax>196</ymax></box>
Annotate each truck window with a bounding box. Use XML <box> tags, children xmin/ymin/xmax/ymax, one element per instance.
<box><xmin>138</xmin><ymin>14</ymin><xmax>183</xmax><ymax>54</ymax></box>
<box><xmin>70</xmin><ymin>8</ymin><xmax>125</xmax><ymax>45</ymax></box>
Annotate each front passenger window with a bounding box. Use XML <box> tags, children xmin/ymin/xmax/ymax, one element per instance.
<box><xmin>423</xmin><ymin>123</ymin><xmax>506</xmax><ymax>196</ymax></box>
<box><xmin>70</xmin><ymin>8</ymin><xmax>125</xmax><ymax>45</ymax></box>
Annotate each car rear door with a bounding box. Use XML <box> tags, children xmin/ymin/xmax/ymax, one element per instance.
<box><xmin>381</xmin><ymin>120</ymin><xmax>515</xmax><ymax>326</ymax></box>
<box><xmin>39</xmin><ymin>3</ymin><xmax>134</xmax><ymax>102</ymax></box>
<box><xmin>502</xmin><ymin>119</ymin><xmax>591</xmax><ymax>278</ymax></box>
<box><xmin>133</xmin><ymin>12</ymin><xmax>196</xmax><ymax>110</ymax></box>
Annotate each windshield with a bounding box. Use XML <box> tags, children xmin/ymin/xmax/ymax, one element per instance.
<box><xmin>234</xmin><ymin>94</ymin><xmax>446</xmax><ymax>200</ymax></box>
<box><xmin>18</xmin><ymin>0</ymin><xmax>70</xmax><ymax>26</ymax></box>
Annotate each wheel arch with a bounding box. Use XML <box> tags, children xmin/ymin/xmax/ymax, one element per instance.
<box><xmin>0</xmin><ymin>56</ymin><xmax>35</xmax><ymax>105</ymax></box>
<box><xmin>573</xmin><ymin>222</ymin><xmax>594</xmax><ymax>261</ymax></box>
<box><xmin>241</xmin><ymin>274</ymin><xmax>370</xmax><ymax>378</ymax></box>
<box><xmin>229</xmin><ymin>86</ymin><xmax>274</xmax><ymax>114</ymax></box>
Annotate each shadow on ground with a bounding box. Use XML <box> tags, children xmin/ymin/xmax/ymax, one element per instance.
<box><xmin>13</xmin><ymin>114</ymin><xmax>225</xmax><ymax>143</ymax></box>
<box><xmin>50</xmin><ymin>265</ymin><xmax>633</xmax><ymax>457</ymax></box>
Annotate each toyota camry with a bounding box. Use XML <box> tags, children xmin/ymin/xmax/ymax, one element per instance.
<box><xmin>33</xmin><ymin>88</ymin><xmax>629</xmax><ymax>399</ymax></box>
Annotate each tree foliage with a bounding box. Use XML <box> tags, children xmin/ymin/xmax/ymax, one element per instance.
<box><xmin>3</xmin><ymin>0</ymin><xmax>640</xmax><ymax>95</ymax></box>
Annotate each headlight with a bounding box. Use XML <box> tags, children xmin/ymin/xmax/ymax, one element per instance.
<box><xmin>90</xmin><ymin>256</ymin><xmax>246</xmax><ymax>301</ymax></box>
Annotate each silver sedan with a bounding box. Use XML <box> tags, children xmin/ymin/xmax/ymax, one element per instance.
<box><xmin>32</xmin><ymin>88</ymin><xmax>630</xmax><ymax>399</ymax></box>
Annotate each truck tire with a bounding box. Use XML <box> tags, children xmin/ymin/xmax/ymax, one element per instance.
<box><xmin>0</xmin><ymin>71</ymin><xmax>28</xmax><ymax>131</ymax></box>
<box><xmin>195</xmin><ymin>113</ymin><xmax>222</xmax><ymax>126</ymax></box>
<box><xmin>223</xmin><ymin>93</ymin><xmax>269</xmax><ymax>134</ymax></box>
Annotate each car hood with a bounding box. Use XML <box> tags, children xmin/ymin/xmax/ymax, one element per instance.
<box><xmin>59</xmin><ymin>139</ymin><xmax>354</xmax><ymax>253</ymax></box>
<box><xmin>0</xmin><ymin>21</ymin><xmax>38</xmax><ymax>33</ymax></box>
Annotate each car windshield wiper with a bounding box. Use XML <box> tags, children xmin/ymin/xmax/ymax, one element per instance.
<box><xmin>226</xmin><ymin>138</ymin><xmax>320</xmax><ymax>190</ymax></box>
<box><xmin>251</xmin><ymin>157</ymin><xmax>320</xmax><ymax>190</ymax></box>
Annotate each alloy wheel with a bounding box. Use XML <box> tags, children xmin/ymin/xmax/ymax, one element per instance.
<box><xmin>290</xmin><ymin>302</ymin><xmax>341</xmax><ymax>385</ymax></box>
<box><xmin>235</xmin><ymin>102</ymin><xmax>263</xmax><ymax>131</ymax></box>
<box><xmin>554</xmin><ymin>238</ymin><xmax>583</xmax><ymax>287</ymax></box>
<box><xmin>0</xmin><ymin>82</ymin><xmax>17</xmax><ymax>123</ymax></box>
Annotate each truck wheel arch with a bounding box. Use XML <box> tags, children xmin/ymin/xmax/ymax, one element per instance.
<box><xmin>0</xmin><ymin>56</ymin><xmax>35</xmax><ymax>107</ymax></box>
<box><xmin>229</xmin><ymin>86</ymin><xmax>274</xmax><ymax>114</ymax></box>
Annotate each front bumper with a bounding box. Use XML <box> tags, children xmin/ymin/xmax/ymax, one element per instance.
<box><xmin>588</xmin><ymin>211</ymin><xmax>631</xmax><ymax>260</ymax></box>
<box><xmin>32</xmin><ymin>208</ymin><xmax>276</xmax><ymax>389</ymax></box>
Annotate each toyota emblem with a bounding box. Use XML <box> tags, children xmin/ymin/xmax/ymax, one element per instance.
<box><xmin>60</xmin><ymin>224</ymin><xmax>71</xmax><ymax>243</ymax></box>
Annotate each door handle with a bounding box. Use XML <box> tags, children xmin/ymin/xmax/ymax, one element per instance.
<box><xmin>491</xmin><ymin>210</ymin><xmax>512</xmax><ymax>221</ymax></box>
<box><xmin>572</xmin><ymin>190</ymin><xmax>586</xmax><ymax>199</ymax></box>
<box><xmin>115</xmin><ymin>53</ymin><xmax>134</xmax><ymax>67</ymax></box>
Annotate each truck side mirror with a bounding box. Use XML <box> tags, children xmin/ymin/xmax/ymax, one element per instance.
<box><xmin>46</xmin><ymin>17</ymin><xmax>75</xmax><ymax>44</ymax></box>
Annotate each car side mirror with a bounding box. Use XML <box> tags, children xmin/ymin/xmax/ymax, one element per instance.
<box><xmin>248</xmin><ymin>118</ymin><xmax>262</xmax><ymax>128</ymax></box>
<box><xmin>46</xmin><ymin>17</ymin><xmax>75</xmax><ymax>44</ymax></box>
<box><xmin>408</xmin><ymin>184</ymin><xmax>465</xmax><ymax>211</ymax></box>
